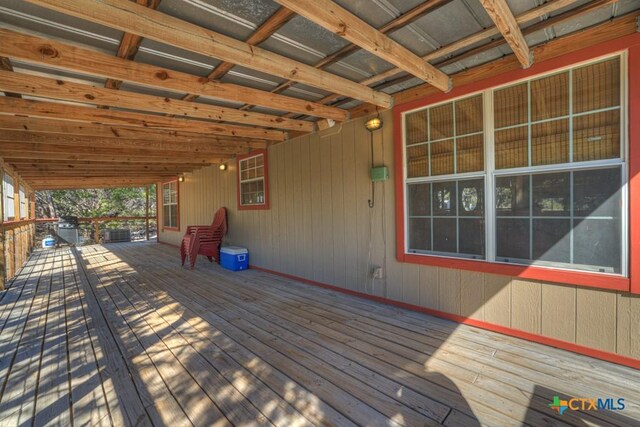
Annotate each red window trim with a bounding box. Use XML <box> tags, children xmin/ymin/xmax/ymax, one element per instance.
<box><xmin>237</xmin><ymin>149</ymin><xmax>270</xmax><ymax>211</ymax></box>
<box><xmin>161</xmin><ymin>178</ymin><xmax>180</xmax><ymax>231</ymax></box>
<box><xmin>394</xmin><ymin>33</ymin><xmax>640</xmax><ymax>293</ymax></box>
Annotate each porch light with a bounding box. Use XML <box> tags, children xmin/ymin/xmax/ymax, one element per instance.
<box><xmin>365</xmin><ymin>116</ymin><xmax>383</xmax><ymax>132</ymax></box>
<box><xmin>178</xmin><ymin>175</ymin><xmax>185</xmax><ymax>182</ymax></box>
<box><xmin>219</xmin><ymin>163</ymin><xmax>227</xmax><ymax>171</ymax></box>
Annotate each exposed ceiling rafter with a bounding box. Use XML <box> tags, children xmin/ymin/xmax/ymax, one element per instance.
<box><xmin>0</xmin><ymin>96</ymin><xmax>286</xmax><ymax>141</ymax></box>
<box><xmin>0</xmin><ymin>28</ymin><xmax>347</xmax><ymax>122</ymax></box>
<box><xmin>22</xmin><ymin>0</ymin><xmax>393</xmax><ymax>108</ymax></box>
<box><xmin>479</xmin><ymin>0</ymin><xmax>532</xmax><ymax>68</ymax></box>
<box><xmin>273</xmin><ymin>0</ymin><xmax>451</xmax><ymax>91</ymax></box>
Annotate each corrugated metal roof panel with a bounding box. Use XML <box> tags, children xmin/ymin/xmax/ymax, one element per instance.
<box><xmin>158</xmin><ymin>0</ymin><xmax>279</xmax><ymax>40</ymax></box>
<box><xmin>389</xmin><ymin>1</ymin><xmax>487</xmax><ymax>55</ymax></box>
<box><xmin>0</xmin><ymin>0</ymin><xmax>122</xmax><ymax>54</ymax></box>
<box><xmin>134</xmin><ymin>39</ymin><xmax>220</xmax><ymax>76</ymax></box>
<box><xmin>11</xmin><ymin>61</ymin><xmax>106</xmax><ymax>87</ymax></box>
<box><xmin>118</xmin><ymin>81</ymin><xmax>184</xmax><ymax>100</ymax></box>
<box><xmin>259</xmin><ymin>16</ymin><xmax>347</xmax><ymax>66</ymax></box>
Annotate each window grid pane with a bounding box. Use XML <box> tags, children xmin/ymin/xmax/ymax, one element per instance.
<box><xmin>494</xmin><ymin>57</ymin><xmax>621</xmax><ymax>169</ymax></box>
<box><xmin>240</xmin><ymin>153</ymin><xmax>267</xmax><ymax>206</ymax></box>
<box><xmin>408</xmin><ymin>178</ymin><xmax>485</xmax><ymax>258</ymax></box>
<box><xmin>405</xmin><ymin>94</ymin><xmax>484</xmax><ymax>177</ymax></box>
<box><xmin>495</xmin><ymin>167</ymin><xmax>621</xmax><ymax>273</ymax></box>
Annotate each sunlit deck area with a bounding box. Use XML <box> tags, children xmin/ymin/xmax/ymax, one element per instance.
<box><xmin>1</xmin><ymin>242</ymin><xmax>639</xmax><ymax>426</ymax></box>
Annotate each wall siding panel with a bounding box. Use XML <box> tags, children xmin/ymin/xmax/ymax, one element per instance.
<box><xmin>460</xmin><ymin>270</ymin><xmax>484</xmax><ymax>321</ymax></box>
<box><xmin>159</xmin><ymin>111</ymin><xmax>636</xmax><ymax>360</ymax></box>
<box><xmin>576</xmin><ymin>288</ymin><xmax>617</xmax><ymax>353</ymax></box>
<box><xmin>511</xmin><ymin>279</ymin><xmax>542</xmax><ymax>334</ymax></box>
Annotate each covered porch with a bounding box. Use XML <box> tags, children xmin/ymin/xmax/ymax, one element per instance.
<box><xmin>1</xmin><ymin>241</ymin><xmax>638</xmax><ymax>426</ymax></box>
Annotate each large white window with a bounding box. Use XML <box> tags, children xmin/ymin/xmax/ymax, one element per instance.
<box><xmin>403</xmin><ymin>55</ymin><xmax>626</xmax><ymax>275</ymax></box>
<box><xmin>406</xmin><ymin>94</ymin><xmax>486</xmax><ymax>259</ymax></box>
<box><xmin>162</xmin><ymin>180</ymin><xmax>178</xmax><ymax>229</ymax></box>
<box><xmin>19</xmin><ymin>185</ymin><xmax>27</xmax><ymax>219</ymax></box>
<box><xmin>3</xmin><ymin>174</ymin><xmax>15</xmax><ymax>222</ymax></box>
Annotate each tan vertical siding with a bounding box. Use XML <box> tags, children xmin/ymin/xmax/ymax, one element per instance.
<box><xmin>159</xmin><ymin>110</ymin><xmax>637</xmax><ymax>360</ymax></box>
<box><xmin>483</xmin><ymin>274</ymin><xmax>511</xmax><ymax>327</ymax></box>
<box><xmin>460</xmin><ymin>270</ymin><xmax>484</xmax><ymax>320</ymax></box>
<box><xmin>576</xmin><ymin>288</ymin><xmax>617</xmax><ymax>352</ymax></box>
<box><xmin>511</xmin><ymin>279</ymin><xmax>542</xmax><ymax>334</ymax></box>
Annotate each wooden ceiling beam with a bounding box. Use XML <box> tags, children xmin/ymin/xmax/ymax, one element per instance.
<box><xmin>350</xmin><ymin>9</ymin><xmax>640</xmax><ymax>115</ymax></box>
<box><xmin>0</xmin><ymin>131</ymin><xmax>250</xmax><ymax>154</ymax></box>
<box><xmin>273</xmin><ymin>0</ymin><xmax>450</xmax><ymax>92</ymax></box>
<box><xmin>359</xmin><ymin>0</ymin><xmax>582</xmax><ymax>89</ymax></box>
<box><xmin>360</xmin><ymin>0</ymin><xmax>617</xmax><ymax>96</ymax></box>
<box><xmin>5</xmin><ymin>158</ymin><xmax>207</xmax><ymax>167</ymax></box>
<box><xmin>0</xmin><ymin>28</ymin><xmax>347</xmax><ymax>122</ymax></box>
<box><xmin>0</xmin><ymin>56</ymin><xmax>22</xmax><ymax>98</ymax></box>
<box><xmin>29</xmin><ymin>178</ymin><xmax>170</xmax><ymax>190</ymax></box>
<box><xmin>183</xmin><ymin>7</ymin><xmax>296</xmax><ymax>101</ymax></box>
<box><xmin>20</xmin><ymin>172</ymin><xmax>181</xmax><ymax>179</ymax></box>
<box><xmin>0</xmin><ymin>142</ymin><xmax>232</xmax><ymax>159</ymax></box>
<box><xmin>0</xmin><ymin>70</ymin><xmax>313</xmax><ymax>132</ymax></box>
<box><xmin>0</xmin><ymin>150</ymin><xmax>221</xmax><ymax>164</ymax></box>
<box><xmin>479</xmin><ymin>0</ymin><xmax>532</xmax><ymax>68</ymax></box>
<box><xmin>23</xmin><ymin>0</ymin><xmax>392</xmax><ymax>108</ymax></box>
<box><xmin>0</xmin><ymin>116</ymin><xmax>267</xmax><ymax>149</ymax></box>
<box><xmin>104</xmin><ymin>0</ymin><xmax>161</xmax><ymax>90</ymax></box>
<box><xmin>16</xmin><ymin>167</ymin><xmax>193</xmax><ymax>174</ymax></box>
<box><xmin>0</xmin><ymin>97</ymin><xmax>285</xmax><ymax>141</ymax></box>
<box><xmin>244</xmin><ymin>0</ymin><xmax>450</xmax><ymax>116</ymax></box>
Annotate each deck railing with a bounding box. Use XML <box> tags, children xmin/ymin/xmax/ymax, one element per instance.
<box><xmin>0</xmin><ymin>216</ymin><xmax>156</xmax><ymax>290</ymax></box>
<box><xmin>36</xmin><ymin>216</ymin><xmax>157</xmax><ymax>244</ymax></box>
<box><xmin>0</xmin><ymin>219</ymin><xmax>36</xmax><ymax>289</ymax></box>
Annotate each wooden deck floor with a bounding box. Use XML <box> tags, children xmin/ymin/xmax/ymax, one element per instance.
<box><xmin>1</xmin><ymin>243</ymin><xmax>639</xmax><ymax>426</ymax></box>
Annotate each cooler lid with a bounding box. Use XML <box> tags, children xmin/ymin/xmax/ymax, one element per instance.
<box><xmin>221</xmin><ymin>246</ymin><xmax>248</xmax><ymax>255</ymax></box>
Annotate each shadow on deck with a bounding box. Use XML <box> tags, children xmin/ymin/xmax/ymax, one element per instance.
<box><xmin>0</xmin><ymin>242</ymin><xmax>638</xmax><ymax>426</ymax></box>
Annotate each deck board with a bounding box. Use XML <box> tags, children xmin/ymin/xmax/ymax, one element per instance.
<box><xmin>0</xmin><ymin>242</ymin><xmax>639</xmax><ymax>426</ymax></box>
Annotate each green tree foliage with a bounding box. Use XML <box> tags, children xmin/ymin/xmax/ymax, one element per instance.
<box><xmin>36</xmin><ymin>186</ymin><xmax>156</xmax><ymax>218</ymax></box>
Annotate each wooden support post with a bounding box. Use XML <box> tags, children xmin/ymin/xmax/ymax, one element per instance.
<box><xmin>145</xmin><ymin>185</ymin><xmax>150</xmax><ymax>241</ymax></box>
<box><xmin>12</xmin><ymin>176</ymin><xmax>18</xmax><ymax>275</ymax></box>
<box><xmin>93</xmin><ymin>219</ymin><xmax>100</xmax><ymax>243</ymax></box>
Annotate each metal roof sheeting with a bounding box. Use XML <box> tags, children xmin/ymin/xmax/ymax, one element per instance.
<box><xmin>0</xmin><ymin>0</ymin><xmax>637</xmax><ymax>116</ymax></box>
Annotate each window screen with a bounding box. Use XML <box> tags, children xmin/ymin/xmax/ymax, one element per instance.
<box><xmin>494</xmin><ymin>57</ymin><xmax>621</xmax><ymax>169</ymax></box>
<box><xmin>495</xmin><ymin>167</ymin><xmax>622</xmax><ymax>273</ymax></box>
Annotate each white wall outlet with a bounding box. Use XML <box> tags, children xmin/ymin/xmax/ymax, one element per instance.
<box><xmin>372</xmin><ymin>266</ymin><xmax>383</xmax><ymax>279</ymax></box>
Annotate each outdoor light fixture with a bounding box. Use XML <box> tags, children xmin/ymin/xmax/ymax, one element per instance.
<box><xmin>365</xmin><ymin>116</ymin><xmax>383</xmax><ymax>132</ymax></box>
<box><xmin>219</xmin><ymin>163</ymin><xmax>227</xmax><ymax>171</ymax></box>
<box><xmin>178</xmin><ymin>175</ymin><xmax>185</xmax><ymax>182</ymax></box>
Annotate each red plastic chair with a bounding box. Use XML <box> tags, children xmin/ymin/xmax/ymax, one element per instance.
<box><xmin>180</xmin><ymin>207</ymin><xmax>227</xmax><ymax>269</ymax></box>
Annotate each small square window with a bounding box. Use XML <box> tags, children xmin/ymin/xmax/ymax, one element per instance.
<box><xmin>238</xmin><ymin>150</ymin><xmax>269</xmax><ymax>210</ymax></box>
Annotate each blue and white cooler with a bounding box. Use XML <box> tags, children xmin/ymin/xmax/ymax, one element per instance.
<box><xmin>220</xmin><ymin>246</ymin><xmax>249</xmax><ymax>271</ymax></box>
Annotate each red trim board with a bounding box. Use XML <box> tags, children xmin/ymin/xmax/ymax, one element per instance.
<box><xmin>628</xmin><ymin>44</ymin><xmax>640</xmax><ymax>294</ymax></box>
<box><xmin>250</xmin><ymin>264</ymin><xmax>640</xmax><ymax>371</ymax></box>
<box><xmin>394</xmin><ymin>33</ymin><xmax>640</xmax><ymax>293</ymax></box>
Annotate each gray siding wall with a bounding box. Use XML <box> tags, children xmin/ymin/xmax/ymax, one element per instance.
<box><xmin>159</xmin><ymin>111</ymin><xmax>640</xmax><ymax>359</ymax></box>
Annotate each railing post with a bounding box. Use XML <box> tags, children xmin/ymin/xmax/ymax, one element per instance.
<box><xmin>93</xmin><ymin>219</ymin><xmax>100</xmax><ymax>243</ymax></box>
<box><xmin>145</xmin><ymin>185</ymin><xmax>150</xmax><ymax>241</ymax></box>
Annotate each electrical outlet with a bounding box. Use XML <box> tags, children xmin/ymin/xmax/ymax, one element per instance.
<box><xmin>372</xmin><ymin>266</ymin><xmax>383</xmax><ymax>279</ymax></box>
